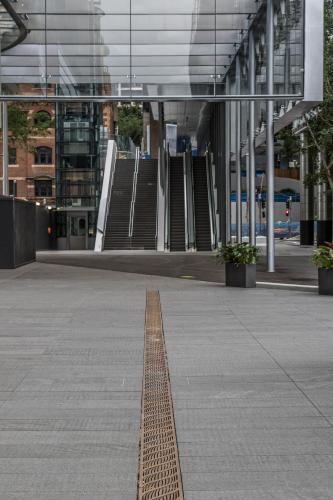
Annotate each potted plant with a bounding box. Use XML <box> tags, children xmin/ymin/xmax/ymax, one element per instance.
<box><xmin>216</xmin><ymin>242</ymin><xmax>260</xmax><ymax>288</ymax></box>
<box><xmin>312</xmin><ymin>244</ymin><xmax>333</xmax><ymax>295</ymax></box>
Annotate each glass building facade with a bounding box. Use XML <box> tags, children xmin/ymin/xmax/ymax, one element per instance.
<box><xmin>0</xmin><ymin>0</ymin><xmax>314</xmax><ymax>101</ymax></box>
<box><xmin>0</xmin><ymin>0</ymin><xmax>324</xmax><ymax>258</ymax></box>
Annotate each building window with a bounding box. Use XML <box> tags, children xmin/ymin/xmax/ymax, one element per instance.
<box><xmin>9</xmin><ymin>180</ymin><xmax>17</xmax><ymax>196</ymax></box>
<box><xmin>9</xmin><ymin>148</ymin><xmax>17</xmax><ymax>164</ymax></box>
<box><xmin>35</xmin><ymin>146</ymin><xmax>52</xmax><ymax>165</ymax></box>
<box><xmin>35</xmin><ymin>179</ymin><xmax>52</xmax><ymax>197</ymax></box>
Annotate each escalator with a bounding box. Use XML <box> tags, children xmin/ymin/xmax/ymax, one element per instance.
<box><xmin>131</xmin><ymin>159</ymin><xmax>158</xmax><ymax>249</ymax></box>
<box><xmin>169</xmin><ymin>157</ymin><xmax>186</xmax><ymax>251</ymax></box>
<box><xmin>192</xmin><ymin>157</ymin><xmax>212</xmax><ymax>251</ymax></box>
<box><xmin>104</xmin><ymin>159</ymin><xmax>135</xmax><ymax>250</ymax></box>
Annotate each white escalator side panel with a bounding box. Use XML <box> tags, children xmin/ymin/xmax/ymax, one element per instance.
<box><xmin>94</xmin><ymin>140</ymin><xmax>117</xmax><ymax>252</ymax></box>
<box><xmin>157</xmin><ymin>147</ymin><xmax>167</xmax><ymax>252</ymax></box>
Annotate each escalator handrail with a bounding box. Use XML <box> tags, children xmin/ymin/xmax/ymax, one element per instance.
<box><xmin>205</xmin><ymin>147</ymin><xmax>217</xmax><ymax>249</ymax></box>
<box><xmin>95</xmin><ymin>139</ymin><xmax>117</xmax><ymax>252</ymax></box>
<box><xmin>128</xmin><ymin>147</ymin><xmax>140</xmax><ymax>238</ymax></box>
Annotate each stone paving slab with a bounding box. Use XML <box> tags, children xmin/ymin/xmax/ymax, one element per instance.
<box><xmin>160</xmin><ymin>281</ymin><xmax>333</xmax><ymax>499</ymax></box>
<box><xmin>0</xmin><ymin>262</ymin><xmax>332</xmax><ymax>498</ymax></box>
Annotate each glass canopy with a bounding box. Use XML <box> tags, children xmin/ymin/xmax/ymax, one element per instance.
<box><xmin>0</xmin><ymin>0</ymin><xmax>306</xmax><ymax>100</ymax></box>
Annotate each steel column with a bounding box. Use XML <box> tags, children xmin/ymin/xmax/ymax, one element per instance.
<box><xmin>266</xmin><ymin>0</ymin><xmax>275</xmax><ymax>272</ymax></box>
<box><xmin>248</xmin><ymin>29</ymin><xmax>256</xmax><ymax>246</ymax></box>
<box><xmin>235</xmin><ymin>55</ymin><xmax>242</xmax><ymax>243</ymax></box>
<box><xmin>2</xmin><ymin>102</ymin><xmax>8</xmax><ymax>196</ymax></box>
<box><xmin>225</xmin><ymin>75</ymin><xmax>231</xmax><ymax>243</ymax></box>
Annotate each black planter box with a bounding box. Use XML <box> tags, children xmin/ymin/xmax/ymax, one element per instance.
<box><xmin>225</xmin><ymin>263</ymin><xmax>256</xmax><ymax>288</ymax></box>
<box><xmin>318</xmin><ymin>268</ymin><xmax>333</xmax><ymax>295</ymax></box>
<box><xmin>0</xmin><ymin>196</ymin><xmax>36</xmax><ymax>268</ymax></box>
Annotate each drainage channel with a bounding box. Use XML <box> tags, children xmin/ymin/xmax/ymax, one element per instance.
<box><xmin>138</xmin><ymin>290</ymin><xmax>184</xmax><ymax>500</ymax></box>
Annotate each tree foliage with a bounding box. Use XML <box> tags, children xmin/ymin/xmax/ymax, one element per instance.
<box><xmin>117</xmin><ymin>104</ymin><xmax>143</xmax><ymax>146</ymax></box>
<box><xmin>305</xmin><ymin>0</ymin><xmax>333</xmax><ymax>189</ymax></box>
<box><xmin>7</xmin><ymin>104</ymin><xmax>54</xmax><ymax>147</ymax></box>
<box><xmin>276</xmin><ymin>125</ymin><xmax>300</xmax><ymax>165</ymax></box>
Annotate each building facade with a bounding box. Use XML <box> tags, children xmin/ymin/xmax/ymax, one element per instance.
<box><xmin>0</xmin><ymin>96</ymin><xmax>56</xmax><ymax>206</ymax></box>
<box><xmin>0</xmin><ymin>0</ymin><xmax>325</xmax><ymax>265</ymax></box>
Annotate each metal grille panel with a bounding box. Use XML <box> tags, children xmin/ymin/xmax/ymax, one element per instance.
<box><xmin>138</xmin><ymin>290</ymin><xmax>184</xmax><ymax>500</ymax></box>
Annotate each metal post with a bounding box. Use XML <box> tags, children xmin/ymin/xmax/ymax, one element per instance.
<box><xmin>249</xmin><ymin>29</ymin><xmax>256</xmax><ymax>246</ymax></box>
<box><xmin>235</xmin><ymin>55</ymin><xmax>242</xmax><ymax>243</ymax></box>
<box><xmin>2</xmin><ymin>102</ymin><xmax>8</xmax><ymax>196</ymax></box>
<box><xmin>266</xmin><ymin>0</ymin><xmax>275</xmax><ymax>272</ymax></box>
<box><xmin>225</xmin><ymin>75</ymin><xmax>231</xmax><ymax>243</ymax></box>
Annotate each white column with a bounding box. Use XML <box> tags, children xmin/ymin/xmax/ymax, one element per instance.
<box><xmin>249</xmin><ymin>29</ymin><xmax>256</xmax><ymax>246</ymax></box>
<box><xmin>266</xmin><ymin>0</ymin><xmax>275</xmax><ymax>272</ymax></box>
<box><xmin>225</xmin><ymin>75</ymin><xmax>231</xmax><ymax>243</ymax></box>
<box><xmin>235</xmin><ymin>55</ymin><xmax>242</xmax><ymax>242</ymax></box>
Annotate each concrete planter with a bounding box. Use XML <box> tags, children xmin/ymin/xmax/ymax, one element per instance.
<box><xmin>318</xmin><ymin>268</ymin><xmax>333</xmax><ymax>295</ymax></box>
<box><xmin>225</xmin><ymin>263</ymin><xmax>256</xmax><ymax>288</ymax></box>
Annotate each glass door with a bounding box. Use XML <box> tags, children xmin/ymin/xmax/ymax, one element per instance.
<box><xmin>69</xmin><ymin>214</ymin><xmax>87</xmax><ymax>250</ymax></box>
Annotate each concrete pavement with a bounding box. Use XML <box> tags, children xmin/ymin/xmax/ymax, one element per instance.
<box><xmin>0</xmin><ymin>262</ymin><xmax>332</xmax><ymax>498</ymax></box>
<box><xmin>37</xmin><ymin>240</ymin><xmax>318</xmax><ymax>287</ymax></box>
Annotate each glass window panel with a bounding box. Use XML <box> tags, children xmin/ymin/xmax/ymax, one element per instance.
<box><xmin>132</xmin><ymin>30</ymin><xmax>214</xmax><ymax>44</ymax></box>
<box><xmin>132</xmin><ymin>15</ymin><xmax>215</xmax><ymax>31</ymax></box>
<box><xmin>17</xmin><ymin>0</ymin><xmax>131</xmax><ymax>14</ymax></box>
<box><xmin>132</xmin><ymin>44</ymin><xmax>215</xmax><ymax>57</ymax></box>
<box><xmin>45</xmin><ymin>15</ymin><xmax>130</xmax><ymax>31</ymax></box>
<box><xmin>132</xmin><ymin>0</ymin><xmax>215</xmax><ymax>14</ymax></box>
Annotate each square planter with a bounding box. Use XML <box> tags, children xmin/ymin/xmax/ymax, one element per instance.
<box><xmin>318</xmin><ymin>268</ymin><xmax>333</xmax><ymax>295</ymax></box>
<box><xmin>225</xmin><ymin>263</ymin><xmax>256</xmax><ymax>288</ymax></box>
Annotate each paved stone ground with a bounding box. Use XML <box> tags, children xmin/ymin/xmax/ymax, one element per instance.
<box><xmin>37</xmin><ymin>241</ymin><xmax>317</xmax><ymax>286</ymax></box>
<box><xmin>0</xmin><ymin>262</ymin><xmax>333</xmax><ymax>498</ymax></box>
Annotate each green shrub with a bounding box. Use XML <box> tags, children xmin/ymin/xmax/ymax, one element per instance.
<box><xmin>312</xmin><ymin>245</ymin><xmax>333</xmax><ymax>269</ymax></box>
<box><xmin>216</xmin><ymin>242</ymin><xmax>261</xmax><ymax>267</ymax></box>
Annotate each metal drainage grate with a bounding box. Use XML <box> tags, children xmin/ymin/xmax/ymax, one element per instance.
<box><xmin>138</xmin><ymin>290</ymin><xmax>184</xmax><ymax>500</ymax></box>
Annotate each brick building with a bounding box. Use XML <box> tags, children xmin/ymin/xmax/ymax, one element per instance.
<box><xmin>0</xmin><ymin>95</ymin><xmax>56</xmax><ymax>207</ymax></box>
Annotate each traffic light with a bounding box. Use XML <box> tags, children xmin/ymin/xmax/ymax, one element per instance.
<box><xmin>285</xmin><ymin>209</ymin><xmax>289</xmax><ymax>217</ymax></box>
<box><xmin>286</xmin><ymin>199</ymin><xmax>290</xmax><ymax>210</ymax></box>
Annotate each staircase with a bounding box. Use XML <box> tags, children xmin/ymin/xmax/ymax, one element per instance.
<box><xmin>169</xmin><ymin>157</ymin><xmax>185</xmax><ymax>251</ymax></box>
<box><xmin>131</xmin><ymin>159</ymin><xmax>158</xmax><ymax>249</ymax></box>
<box><xmin>193</xmin><ymin>157</ymin><xmax>211</xmax><ymax>251</ymax></box>
<box><xmin>104</xmin><ymin>159</ymin><xmax>135</xmax><ymax>250</ymax></box>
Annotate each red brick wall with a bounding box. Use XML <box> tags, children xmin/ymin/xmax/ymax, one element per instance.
<box><xmin>0</xmin><ymin>100</ymin><xmax>56</xmax><ymax>205</ymax></box>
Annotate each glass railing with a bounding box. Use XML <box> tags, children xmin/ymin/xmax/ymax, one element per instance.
<box><xmin>110</xmin><ymin>135</ymin><xmax>137</xmax><ymax>160</ymax></box>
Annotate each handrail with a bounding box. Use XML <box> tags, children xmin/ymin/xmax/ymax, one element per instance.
<box><xmin>128</xmin><ymin>147</ymin><xmax>140</xmax><ymax>239</ymax></box>
<box><xmin>183</xmin><ymin>152</ymin><xmax>189</xmax><ymax>251</ymax></box>
<box><xmin>206</xmin><ymin>148</ymin><xmax>217</xmax><ymax>249</ymax></box>
<box><xmin>189</xmin><ymin>152</ymin><xmax>196</xmax><ymax>250</ymax></box>
<box><xmin>184</xmin><ymin>151</ymin><xmax>196</xmax><ymax>251</ymax></box>
<box><xmin>164</xmin><ymin>146</ymin><xmax>170</xmax><ymax>250</ymax></box>
<box><xmin>94</xmin><ymin>140</ymin><xmax>117</xmax><ymax>252</ymax></box>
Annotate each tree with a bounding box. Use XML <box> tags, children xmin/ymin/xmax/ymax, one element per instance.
<box><xmin>117</xmin><ymin>104</ymin><xmax>143</xmax><ymax>146</ymax></box>
<box><xmin>276</xmin><ymin>125</ymin><xmax>300</xmax><ymax>166</ymax></box>
<box><xmin>304</xmin><ymin>0</ymin><xmax>333</xmax><ymax>190</ymax></box>
<box><xmin>7</xmin><ymin>104</ymin><xmax>54</xmax><ymax>147</ymax></box>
